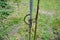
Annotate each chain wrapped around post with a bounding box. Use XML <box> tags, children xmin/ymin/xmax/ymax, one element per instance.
<box><xmin>24</xmin><ymin>0</ymin><xmax>33</xmax><ymax>40</ymax></box>
<box><xmin>24</xmin><ymin>0</ymin><xmax>40</xmax><ymax>40</ymax></box>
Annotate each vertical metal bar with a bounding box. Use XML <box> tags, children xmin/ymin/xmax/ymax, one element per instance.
<box><xmin>29</xmin><ymin>0</ymin><xmax>33</xmax><ymax>40</ymax></box>
<box><xmin>34</xmin><ymin>0</ymin><xmax>40</xmax><ymax>40</ymax></box>
<box><xmin>30</xmin><ymin>0</ymin><xmax>33</xmax><ymax>20</ymax></box>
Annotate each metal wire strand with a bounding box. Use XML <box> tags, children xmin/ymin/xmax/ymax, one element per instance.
<box><xmin>34</xmin><ymin>0</ymin><xmax>40</xmax><ymax>40</ymax></box>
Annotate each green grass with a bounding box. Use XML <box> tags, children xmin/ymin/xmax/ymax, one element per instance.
<box><xmin>40</xmin><ymin>0</ymin><xmax>60</xmax><ymax>12</ymax></box>
<box><xmin>1</xmin><ymin>0</ymin><xmax>60</xmax><ymax>40</ymax></box>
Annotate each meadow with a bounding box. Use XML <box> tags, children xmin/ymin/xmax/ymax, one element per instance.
<box><xmin>0</xmin><ymin>0</ymin><xmax>60</xmax><ymax>40</ymax></box>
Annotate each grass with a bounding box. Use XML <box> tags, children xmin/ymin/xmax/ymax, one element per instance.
<box><xmin>1</xmin><ymin>0</ymin><xmax>60</xmax><ymax>40</ymax></box>
<box><xmin>40</xmin><ymin>0</ymin><xmax>60</xmax><ymax>12</ymax></box>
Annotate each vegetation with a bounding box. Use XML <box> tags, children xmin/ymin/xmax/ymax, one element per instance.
<box><xmin>0</xmin><ymin>0</ymin><xmax>60</xmax><ymax>40</ymax></box>
<box><xmin>0</xmin><ymin>0</ymin><xmax>14</xmax><ymax>40</ymax></box>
